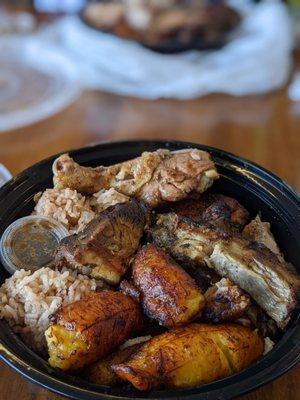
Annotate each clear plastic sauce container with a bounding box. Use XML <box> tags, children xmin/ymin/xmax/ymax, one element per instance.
<box><xmin>0</xmin><ymin>216</ymin><xmax>68</xmax><ymax>274</ymax></box>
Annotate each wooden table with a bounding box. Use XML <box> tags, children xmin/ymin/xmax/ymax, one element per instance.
<box><xmin>0</xmin><ymin>60</ymin><xmax>299</xmax><ymax>400</ymax></box>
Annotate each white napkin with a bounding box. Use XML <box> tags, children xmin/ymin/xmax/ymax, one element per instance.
<box><xmin>42</xmin><ymin>0</ymin><xmax>293</xmax><ymax>99</ymax></box>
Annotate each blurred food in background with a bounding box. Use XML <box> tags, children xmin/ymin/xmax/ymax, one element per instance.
<box><xmin>82</xmin><ymin>0</ymin><xmax>240</xmax><ymax>52</ymax></box>
<box><xmin>0</xmin><ymin>0</ymin><xmax>296</xmax><ymax>130</ymax></box>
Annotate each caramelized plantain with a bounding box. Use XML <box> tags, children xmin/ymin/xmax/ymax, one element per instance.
<box><xmin>45</xmin><ymin>291</ymin><xmax>142</xmax><ymax>371</ymax></box>
<box><xmin>112</xmin><ymin>323</ymin><xmax>264</xmax><ymax>390</ymax></box>
<box><xmin>132</xmin><ymin>244</ymin><xmax>205</xmax><ymax>328</ymax></box>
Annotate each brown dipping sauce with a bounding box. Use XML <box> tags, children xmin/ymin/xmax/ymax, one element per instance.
<box><xmin>0</xmin><ymin>216</ymin><xmax>68</xmax><ymax>273</ymax></box>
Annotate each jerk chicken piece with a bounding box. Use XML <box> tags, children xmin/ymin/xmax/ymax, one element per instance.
<box><xmin>166</xmin><ymin>193</ymin><xmax>249</xmax><ymax>231</ymax></box>
<box><xmin>243</xmin><ymin>215</ymin><xmax>284</xmax><ymax>261</ymax></box>
<box><xmin>131</xmin><ymin>244</ymin><xmax>205</xmax><ymax>328</ymax></box>
<box><xmin>151</xmin><ymin>213</ymin><xmax>228</xmax><ymax>265</ymax></box>
<box><xmin>209</xmin><ymin>237</ymin><xmax>299</xmax><ymax>328</ymax></box>
<box><xmin>55</xmin><ymin>200</ymin><xmax>150</xmax><ymax>284</ymax></box>
<box><xmin>52</xmin><ymin>149</ymin><xmax>219</xmax><ymax>208</ymax></box>
<box><xmin>150</xmin><ymin>193</ymin><xmax>249</xmax><ymax>278</ymax></box>
<box><xmin>203</xmin><ymin>278</ymin><xmax>250</xmax><ymax>323</ymax></box>
<box><xmin>45</xmin><ymin>291</ymin><xmax>143</xmax><ymax>371</ymax></box>
<box><xmin>236</xmin><ymin>303</ymin><xmax>279</xmax><ymax>340</ymax></box>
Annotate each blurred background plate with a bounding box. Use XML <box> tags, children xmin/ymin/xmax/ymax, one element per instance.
<box><xmin>79</xmin><ymin>0</ymin><xmax>241</xmax><ymax>54</ymax></box>
<box><xmin>0</xmin><ymin>37</ymin><xmax>80</xmax><ymax>132</ymax></box>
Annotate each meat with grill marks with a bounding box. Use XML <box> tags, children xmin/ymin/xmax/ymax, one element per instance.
<box><xmin>243</xmin><ymin>215</ymin><xmax>284</xmax><ymax>261</ymax></box>
<box><xmin>150</xmin><ymin>194</ymin><xmax>298</xmax><ymax>328</ymax></box>
<box><xmin>150</xmin><ymin>193</ymin><xmax>249</xmax><ymax>274</ymax></box>
<box><xmin>55</xmin><ymin>200</ymin><xmax>150</xmax><ymax>284</ymax></box>
<box><xmin>202</xmin><ymin>278</ymin><xmax>250</xmax><ymax>323</ymax></box>
<box><xmin>164</xmin><ymin>192</ymin><xmax>249</xmax><ymax>231</ymax></box>
<box><xmin>150</xmin><ymin>212</ymin><xmax>228</xmax><ymax>290</ymax></box>
<box><xmin>209</xmin><ymin>237</ymin><xmax>299</xmax><ymax>328</ymax></box>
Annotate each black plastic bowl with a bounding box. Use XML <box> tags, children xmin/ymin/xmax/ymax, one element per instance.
<box><xmin>0</xmin><ymin>140</ymin><xmax>299</xmax><ymax>400</ymax></box>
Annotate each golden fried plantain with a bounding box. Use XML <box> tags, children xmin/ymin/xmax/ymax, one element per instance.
<box><xmin>83</xmin><ymin>336</ymin><xmax>151</xmax><ymax>386</ymax></box>
<box><xmin>45</xmin><ymin>291</ymin><xmax>142</xmax><ymax>371</ymax></box>
<box><xmin>112</xmin><ymin>323</ymin><xmax>264</xmax><ymax>391</ymax></box>
<box><xmin>132</xmin><ymin>244</ymin><xmax>205</xmax><ymax>328</ymax></box>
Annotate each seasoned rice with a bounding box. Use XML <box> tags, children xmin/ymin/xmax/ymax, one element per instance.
<box><xmin>33</xmin><ymin>188</ymin><xmax>95</xmax><ymax>233</ymax></box>
<box><xmin>91</xmin><ymin>188</ymin><xmax>130</xmax><ymax>213</ymax></box>
<box><xmin>0</xmin><ymin>267</ymin><xmax>97</xmax><ymax>353</ymax></box>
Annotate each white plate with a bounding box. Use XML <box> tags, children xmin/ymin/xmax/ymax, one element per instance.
<box><xmin>0</xmin><ymin>36</ymin><xmax>80</xmax><ymax>131</ymax></box>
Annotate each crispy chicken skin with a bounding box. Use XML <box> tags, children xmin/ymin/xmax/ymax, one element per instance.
<box><xmin>52</xmin><ymin>149</ymin><xmax>218</xmax><ymax>208</ymax></box>
<box><xmin>149</xmin><ymin>194</ymin><xmax>249</xmax><ymax>275</ymax></box>
<box><xmin>112</xmin><ymin>323</ymin><xmax>263</xmax><ymax>390</ymax></box>
<box><xmin>120</xmin><ymin>279</ymin><xmax>141</xmax><ymax>302</ymax></box>
<box><xmin>132</xmin><ymin>244</ymin><xmax>205</xmax><ymax>328</ymax></box>
<box><xmin>150</xmin><ymin>192</ymin><xmax>249</xmax><ymax>269</ymax></box>
<box><xmin>243</xmin><ymin>215</ymin><xmax>283</xmax><ymax>260</ymax></box>
<box><xmin>151</xmin><ymin>213</ymin><xmax>227</xmax><ymax>264</ymax></box>
<box><xmin>45</xmin><ymin>291</ymin><xmax>142</xmax><ymax>371</ymax></box>
<box><xmin>209</xmin><ymin>237</ymin><xmax>299</xmax><ymax>328</ymax></box>
<box><xmin>55</xmin><ymin>200</ymin><xmax>150</xmax><ymax>284</ymax></box>
<box><xmin>166</xmin><ymin>193</ymin><xmax>249</xmax><ymax>230</ymax></box>
<box><xmin>203</xmin><ymin>278</ymin><xmax>250</xmax><ymax>323</ymax></box>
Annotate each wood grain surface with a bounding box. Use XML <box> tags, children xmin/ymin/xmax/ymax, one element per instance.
<box><xmin>0</xmin><ymin>40</ymin><xmax>299</xmax><ymax>400</ymax></box>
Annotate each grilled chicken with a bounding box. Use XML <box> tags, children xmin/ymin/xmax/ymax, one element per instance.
<box><xmin>236</xmin><ymin>304</ymin><xmax>279</xmax><ymax>340</ymax></box>
<box><xmin>53</xmin><ymin>149</ymin><xmax>219</xmax><ymax>208</ymax></box>
<box><xmin>131</xmin><ymin>244</ymin><xmax>205</xmax><ymax>328</ymax></box>
<box><xmin>150</xmin><ymin>212</ymin><xmax>226</xmax><ymax>290</ymax></box>
<box><xmin>243</xmin><ymin>215</ymin><xmax>283</xmax><ymax>261</ymax></box>
<box><xmin>112</xmin><ymin>323</ymin><xmax>263</xmax><ymax>391</ymax></box>
<box><xmin>45</xmin><ymin>291</ymin><xmax>142</xmax><ymax>371</ymax></box>
<box><xmin>55</xmin><ymin>200</ymin><xmax>150</xmax><ymax>284</ymax></box>
<box><xmin>120</xmin><ymin>279</ymin><xmax>141</xmax><ymax>302</ymax></box>
<box><xmin>150</xmin><ymin>194</ymin><xmax>249</xmax><ymax>287</ymax></box>
<box><xmin>151</xmin><ymin>197</ymin><xmax>298</xmax><ymax>328</ymax></box>
<box><xmin>203</xmin><ymin>278</ymin><xmax>250</xmax><ymax>323</ymax></box>
<box><xmin>209</xmin><ymin>237</ymin><xmax>299</xmax><ymax>328</ymax></box>
<box><xmin>166</xmin><ymin>193</ymin><xmax>249</xmax><ymax>230</ymax></box>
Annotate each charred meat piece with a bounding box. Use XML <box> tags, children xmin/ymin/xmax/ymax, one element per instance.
<box><xmin>203</xmin><ymin>278</ymin><xmax>250</xmax><ymax>323</ymax></box>
<box><xmin>120</xmin><ymin>279</ymin><xmax>141</xmax><ymax>303</ymax></box>
<box><xmin>243</xmin><ymin>215</ymin><xmax>283</xmax><ymax>260</ymax></box>
<box><xmin>165</xmin><ymin>193</ymin><xmax>249</xmax><ymax>230</ymax></box>
<box><xmin>45</xmin><ymin>291</ymin><xmax>143</xmax><ymax>371</ymax></box>
<box><xmin>112</xmin><ymin>323</ymin><xmax>263</xmax><ymax>391</ymax></box>
<box><xmin>132</xmin><ymin>244</ymin><xmax>205</xmax><ymax>328</ymax></box>
<box><xmin>55</xmin><ymin>200</ymin><xmax>150</xmax><ymax>284</ymax></box>
<box><xmin>150</xmin><ymin>194</ymin><xmax>248</xmax><ymax>283</ymax></box>
<box><xmin>209</xmin><ymin>237</ymin><xmax>299</xmax><ymax>328</ymax></box>
<box><xmin>150</xmin><ymin>212</ymin><xmax>226</xmax><ymax>290</ymax></box>
<box><xmin>151</xmin><ymin>212</ymin><xmax>229</xmax><ymax>265</ymax></box>
<box><xmin>53</xmin><ymin>149</ymin><xmax>218</xmax><ymax>208</ymax></box>
<box><xmin>236</xmin><ymin>304</ymin><xmax>279</xmax><ymax>340</ymax></box>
